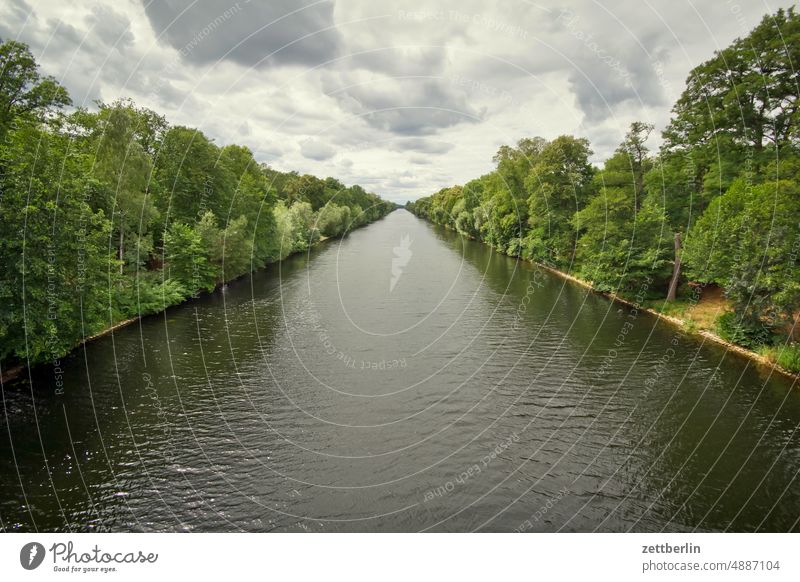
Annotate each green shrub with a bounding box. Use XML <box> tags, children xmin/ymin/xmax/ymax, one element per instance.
<box><xmin>715</xmin><ymin>312</ymin><xmax>772</xmax><ymax>349</ymax></box>
<box><xmin>115</xmin><ymin>276</ymin><xmax>189</xmax><ymax>319</ymax></box>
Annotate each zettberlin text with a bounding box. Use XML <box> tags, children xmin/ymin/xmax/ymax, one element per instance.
<box><xmin>642</xmin><ymin>543</ymin><xmax>701</xmax><ymax>554</ymax></box>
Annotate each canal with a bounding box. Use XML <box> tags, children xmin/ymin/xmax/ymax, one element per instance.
<box><xmin>1</xmin><ymin>209</ymin><xmax>798</xmax><ymax>532</ymax></box>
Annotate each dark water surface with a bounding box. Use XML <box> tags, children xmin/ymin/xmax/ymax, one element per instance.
<box><xmin>2</xmin><ymin>209</ymin><xmax>799</xmax><ymax>532</ymax></box>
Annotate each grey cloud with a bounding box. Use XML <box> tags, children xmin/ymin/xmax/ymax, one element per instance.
<box><xmin>565</xmin><ymin>55</ymin><xmax>668</xmax><ymax>123</ymax></box>
<box><xmin>324</xmin><ymin>74</ymin><xmax>484</xmax><ymax>135</ymax></box>
<box><xmin>0</xmin><ymin>0</ymin><xmax>36</xmax><ymax>47</ymax></box>
<box><xmin>0</xmin><ymin>1</ymin><xmax>176</xmax><ymax>107</ymax></box>
<box><xmin>237</xmin><ymin>121</ymin><xmax>251</xmax><ymax>137</ymax></box>
<box><xmin>45</xmin><ymin>17</ymin><xmax>83</xmax><ymax>46</ymax></box>
<box><xmin>554</xmin><ymin>4</ymin><xmax>673</xmax><ymax>121</ymax></box>
<box><xmin>300</xmin><ymin>138</ymin><xmax>336</xmax><ymax>161</ymax></box>
<box><xmin>567</xmin><ymin>68</ymin><xmax>634</xmax><ymax>123</ymax></box>
<box><xmin>388</xmin><ymin>138</ymin><xmax>454</xmax><ymax>154</ymax></box>
<box><xmin>254</xmin><ymin>142</ymin><xmax>288</xmax><ymax>160</ymax></box>
<box><xmin>87</xmin><ymin>5</ymin><xmax>134</xmax><ymax>50</ymax></box>
<box><xmin>569</xmin><ymin>53</ymin><xmax>667</xmax><ymax>121</ymax></box>
<box><xmin>1</xmin><ymin>0</ymin><xmax>30</xmax><ymax>28</ymax></box>
<box><xmin>141</xmin><ymin>0</ymin><xmax>341</xmax><ymax>68</ymax></box>
<box><xmin>148</xmin><ymin>77</ymin><xmax>194</xmax><ymax>109</ymax></box>
<box><xmin>346</xmin><ymin>47</ymin><xmax>447</xmax><ymax>76</ymax></box>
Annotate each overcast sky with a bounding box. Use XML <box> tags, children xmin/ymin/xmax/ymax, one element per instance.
<box><xmin>1</xmin><ymin>0</ymin><xmax>793</xmax><ymax>203</ymax></box>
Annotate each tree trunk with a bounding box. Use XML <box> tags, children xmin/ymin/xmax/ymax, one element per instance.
<box><xmin>118</xmin><ymin>226</ymin><xmax>124</xmax><ymax>276</ymax></box>
<box><xmin>666</xmin><ymin>232</ymin><xmax>682</xmax><ymax>301</ymax></box>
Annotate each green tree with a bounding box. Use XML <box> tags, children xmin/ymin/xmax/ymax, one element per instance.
<box><xmin>219</xmin><ymin>215</ymin><xmax>255</xmax><ymax>279</ymax></box>
<box><xmin>219</xmin><ymin>144</ymin><xmax>278</xmax><ymax>265</ymax></box>
<box><xmin>0</xmin><ymin>121</ymin><xmax>114</xmax><ymax>363</ymax></box>
<box><xmin>316</xmin><ymin>203</ymin><xmax>351</xmax><ymax>238</ymax></box>
<box><xmin>657</xmin><ymin>7</ymin><xmax>800</xmax><ymax>227</ymax></box>
<box><xmin>273</xmin><ymin>202</ymin><xmax>295</xmax><ymax>260</ymax></box>
<box><xmin>575</xmin><ymin>134</ymin><xmax>671</xmax><ymax>293</ymax></box>
<box><xmin>683</xmin><ymin>179</ymin><xmax>800</xmax><ymax>328</ymax></box>
<box><xmin>0</xmin><ymin>39</ymin><xmax>71</xmax><ymax>140</ymax></box>
<box><xmin>524</xmin><ymin>135</ymin><xmax>595</xmax><ymax>265</ymax></box>
<box><xmin>90</xmin><ymin>101</ymin><xmax>160</xmax><ymax>275</ymax></box>
<box><xmin>287</xmin><ymin>201</ymin><xmax>319</xmax><ymax>252</ymax></box>
<box><xmin>153</xmin><ymin>126</ymin><xmax>233</xmax><ymax>224</ymax></box>
<box><xmin>284</xmin><ymin>174</ymin><xmax>327</xmax><ymax>209</ymax></box>
<box><xmin>164</xmin><ymin>220</ymin><xmax>217</xmax><ymax>294</ymax></box>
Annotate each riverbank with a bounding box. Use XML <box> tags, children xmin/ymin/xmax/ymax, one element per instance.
<box><xmin>0</xmin><ymin>226</ymin><xmax>362</xmax><ymax>386</ymax></box>
<box><xmin>536</xmin><ymin>262</ymin><xmax>800</xmax><ymax>383</ymax></box>
<box><xmin>419</xmin><ymin>219</ymin><xmax>800</xmax><ymax>383</ymax></box>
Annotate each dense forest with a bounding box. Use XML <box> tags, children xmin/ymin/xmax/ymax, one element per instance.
<box><xmin>408</xmin><ymin>8</ymin><xmax>800</xmax><ymax>372</ymax></box>
<box><xmin>0</xmin><ymin>39</ymin><xmax>395</xmax><ymax>370</ymax></box>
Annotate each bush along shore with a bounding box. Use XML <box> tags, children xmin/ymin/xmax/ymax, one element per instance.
<box><xmin>407</xmin><ymin>7</ymin><xmax>800</xmax><ymax>380</ymax></box>
<box><xmin>0</xmin><ymin>226</ymin><xmax>385</xmax><ymax>385</ymax></box>
<box><xmin>0</xmin><ymin>38</ymin><xmax>396</xmax><ymax>384</ymax></box>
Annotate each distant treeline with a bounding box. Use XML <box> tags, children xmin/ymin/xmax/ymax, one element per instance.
<box><xmin>408</xmin><ymin>8</ymin><xmax>800</xmax><ymax>369</ymax></box>
<box><xmin>0</xmin><ymin>39</ymin><xmax>395</xmax><ymax>368</ymax></box>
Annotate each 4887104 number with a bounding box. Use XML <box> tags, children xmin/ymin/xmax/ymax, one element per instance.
<box><xmin>728</xmin><ymin>560</ymin><xmax>780</xmax><ymax>571</ymax></box>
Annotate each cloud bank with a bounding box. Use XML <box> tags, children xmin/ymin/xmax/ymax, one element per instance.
<box><xmin>1</xmin><ymin>0</ymin><xmax>793</xmax><ymax>202</ymax></box>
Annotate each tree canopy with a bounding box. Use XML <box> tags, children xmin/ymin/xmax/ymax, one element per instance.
<box><xmin>0</xmin><ymin>39</ymin><xmax>395</xmax><ymax>367</ymax></box>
